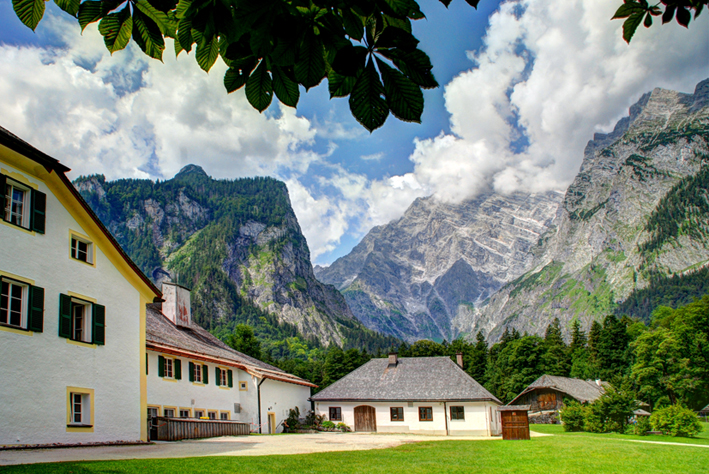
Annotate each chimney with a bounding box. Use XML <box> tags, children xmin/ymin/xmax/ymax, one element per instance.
<box><xmin>388</xmin><ymin>353</ymin><xmax>398</xmax><ymax>367</ymax></box>
<box><xmin>162</xmin><ymin>282</ymin><xmax>191</xmax><ymax>327</ymax></box>
<box><xmin>456</xmin><ymin>352</ymin><xmax>464</xmax><ymax>369</ymax></box>
<box><xmin>595</xmin><ymin>379</ymin><xmax>602</xmax><ymax>387</ymax></box>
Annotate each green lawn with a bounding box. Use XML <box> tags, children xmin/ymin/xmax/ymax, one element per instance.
<box><xmin>531</xmin><ymin>421</ymin><xmax>709</xmax><ymax>446</ymax></box>
<box><xmin>4</xmin><ymin>429</ymin><xmax>709</xmax><ymax>474</ymax></box>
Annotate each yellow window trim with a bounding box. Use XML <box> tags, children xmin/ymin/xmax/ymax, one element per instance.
<box><xmin>66</xmin><ymin>386</ymin><xmax>94</xmax><ymax>433</ymax></box>
<box><xmin>194</xmin><ymin>408</ymin><xmax>206</xmax><ymax>419</ymax></box>
<box><xmin>0</xmin><ymin>219</ymin><xmax>35</xmax><ymax>235</ymax></box>
<box><xmin>178</xmin><ymin>407</ymin><xmax>192</xmax><ymax>417</ymax></box>
<box><xmin>191</xmin><ymin>382</ymin><xmax>206</xmax><ymax>387</ymax></box>
<box><xmin>239</xmin><ymin>381</ymin><xmax>248</xmax><ymax>391</ymax></box>
<box><xmin>162</xmin><ymin>377</ymin><xmax>178</xmax><ymax>383</ymax></box>
<box><xmin>68</xmin><ymin>230</ymin><xmax>97</xmax><ymax>268</ymax></box>
<box><xmin>218</xmin><ymin>386</ymin><xmax>230</xmax><ymax>390</ymax></box>
<box><xmin>67</xmin><ymin>339</ymin><xmax>97</xmax><ymax>349</ymax></box>
<box><xmin>0</xmin><ymin>325</ymin><xmax>33</xmax><ymax>336</ymax></box>
<box><xmin>67</xmin><ymin>291</ymin><xmax>97</xmax><ymax>303</ymax></box>
<box><xmin>219</xmin><ymin>411</ymin><xmax>231</xmax><ymax>420</ymax></box>
<box><xmin>0</xmin><ymin>270</ymin><xmax>35</xmax><ymax>285</ymax></box>
<box><xmin>162</xmin><ymin>406</ymin><xmax>178</xmax><ymax>416</ymax></box>
<box><xmin>0</xmin><ymin>169</ymin><xmax>38</xmax><ymax>189</ymax></box>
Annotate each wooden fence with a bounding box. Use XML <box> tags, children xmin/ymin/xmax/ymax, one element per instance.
<box><xmin>154</xmin><ymin>417</ymin><xmax>250</xmax><ymax>441</ymax></box>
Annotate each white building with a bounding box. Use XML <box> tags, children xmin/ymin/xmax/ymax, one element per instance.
<box><xmin>146</xmin><ymin>282</ymin><xmax>314</xmax><ymax>436</ymax></box>
<box><xmin>311</xmin><ymin>354</ymin><xmax>502</xmax><ymax>436</ymax></box>
<box><xmin>0</xmin><ymin>126</ymin><xmax>161</xmax><ymax>446</ymax></box>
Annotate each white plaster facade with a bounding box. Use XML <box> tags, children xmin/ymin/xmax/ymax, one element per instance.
<box><xmin>0</xmin><ymin>142</ymin><xmax>158</xmax><ymax>446</ymax></box>
<box><xmin>314</xmin><ymin>401</ymin><xmax>500</xmax><ymax>436</ymax></box>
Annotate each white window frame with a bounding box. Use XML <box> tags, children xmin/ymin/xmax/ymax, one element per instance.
<box><xmin>220</xmin><ymin>412</ymin><xmax>229</xmax><ymax>420</ymax></box>
<box><xmin>194</xmin><ymin>410</ymin><xmax>204</xmax><ymax>419</ymax></box>
<box><xmin>3</xmin><ymin>179</ymin><xmax>30</xmax><ymax>229</ymax></box>
<box><xmin>0</xmin><ymin>278</ymin><xmax>28</xmax><ymax>329</ymax></box>
<box><xmin>208</xmin><ymin>411</ymin><xmax>217</xmax><ymax>420</ymax></box>
<box><xmin>194</xmin><ymin>363</ymin><xmax>202</xmax><ymax>383</ymax></box>
<box><xmin>69</xmin><ymin>392</ymin><xmax>92</xmax><ymax>426</ymax></box>
<box><xmin>164</xmin><ymin>358</ymin><xmax>174</xmax><ymax>378</ymax></box>
<box><xmin>164</xmin><ymin>408</ymin><xmax>176</xmax><ymax>418</ymax></box>
<box><xmin>179</xmin><ymin>409</ymin><xmax>191</xmax><ymax>418</ymax></box>
<box><xmin>219</xmin><ymin>368</ymin><xmax>228</xmax><ymax>386</ymax></box>
<box><xmin>71</xmin><ymin>236</ymin><xmax>94</xmax><ymax>264</ymax></box>
<box><xmin>71</xmin><ymin>299</ymin><xmax>93</xmax><ymax>343</ymax></box>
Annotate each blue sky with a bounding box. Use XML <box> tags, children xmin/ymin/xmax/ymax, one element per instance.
<box><xmin>0</xmin><ymin>0</ymin><xmax>707</xmax><ymax>265</ymax></box>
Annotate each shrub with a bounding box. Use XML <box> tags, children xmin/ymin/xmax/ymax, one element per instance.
<box><xmin>283</xmin><ymin>407</ymin><xmax>300</xmax><ymax>433</ymax></box>
<box><xmin>632</xmin><ymin>416</ymin><xmax>651</xmax><ymax>435</ymax></box>
<box><xmin>305</xmin><ymin>410</ymin><xmax>324</xmax><ymax>428</ymax></box>
<box><xmin>336</xmin><ymin>422</ymin><xmax>351</xmax><ymax>432</ymax></box>
<box><xmin>559</xmin><ymin>401</ymin><xmax>586</xmax><ymax>432</ymax></box>
<box><xmin>581</xmin><ymin>387</ymin><xmax>636</xmax><ymax>433</ymax></box>
<box><xmin>321</xmin><ymin>420</ymin><xmax>336</xmax><ymax>429</ymax></box>
<box><xmin>650</xmin><ymin>405</ymin><xmax>703</xmax><ymax>437</ymax></box>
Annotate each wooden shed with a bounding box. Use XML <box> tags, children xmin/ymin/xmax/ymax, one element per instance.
<box><xmin>498</xmin><ymin>405</ymin><xmax>530</xmax><ymax>440</ymax></box>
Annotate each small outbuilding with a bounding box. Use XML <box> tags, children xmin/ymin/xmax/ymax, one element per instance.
<box><xmin>498</xmin><ymin>406</ymin><xmax>530</xmax><ymax>440</ymax></box>
<box><xmin>699</xmin><ymin>404</ymin><xmax>709</xmax><ymax>421</ymax></box>
<box><xmin>311</xmin><ymin>353</ymin><xmax>502</xmax><ymax>436</ymax></box>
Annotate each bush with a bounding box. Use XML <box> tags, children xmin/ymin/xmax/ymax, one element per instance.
<box><xmin>559</xmin><ymin>401</ymin><xmax>586</xmax><ymax>432</ymax></box>
<box><xmin>321</xmin><ymin>420</ymin><xmax>336</xmax><ymax>429</ymax></box>
<box><xmin>582</xmin><ymin>387</ymin><xmax>636</xmax><ymax>433</ymax></box>
<box><xmin>283</xmin><ymin>407</ymin><xmax>300</xmax><ymax>433</ymax></box>
<box><xmin>632</xmin><ymin>416</ymin><xmax>651</xmax><ymax>435</ymax></box>
<box><xmin>336</xmin><ymin>422</ymin><xmax>351</xmax><ymax>432</ymax></box>
<box><xmin>305</xmin><ymin>410</ymin><xmax>324</xmax><ymax>428</ymax></box>
<box><xmin>650</xmin><ymin>405</ymin><xmax>703</xmax><ymax>437</ymax></box>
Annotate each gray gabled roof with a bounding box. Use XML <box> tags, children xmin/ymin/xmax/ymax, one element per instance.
<box><xmin>509</xmin><ymin>374</ymin><xmax>607</xmax><ymax>405</ymax></box>
<box><xmin>311</xmin><ymin>357</ymin><xmax>501</xmax><ymax>403</ymax></box>
<box><xmin>146</xmin><ymin>304</ymin><xmax>315</xmax><ymax>387</ymax></box>
<box><xmin>699</xmin><ymin>404</ymin><xmax>709</xmax><ymax>414</ymax></box>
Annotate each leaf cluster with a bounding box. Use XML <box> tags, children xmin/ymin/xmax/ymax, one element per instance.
<box><xmin>612</xmin><ymin>0</ymin><xmax>706</xmax><ymax>43</ymax></box>
<box><xmin>12</xmin><ymin>0</ymin><xmax>481</xmax><ymax>131</ymax></box>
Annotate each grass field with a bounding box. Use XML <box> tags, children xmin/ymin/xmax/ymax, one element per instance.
<box><xmin>3</xmin><ymin>424</ymin><xmax>708</xmax><ymax>474</ymax></box>
<box><xmin>530</xmin><ymin>421</ymin><xmax>709</xmax><ymax>445</ymax></box>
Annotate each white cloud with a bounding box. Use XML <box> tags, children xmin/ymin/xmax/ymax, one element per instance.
<box><xmin>360</xmin><ymin>152</ymin><xmax>384</xmax><ymax>161</ymax></box>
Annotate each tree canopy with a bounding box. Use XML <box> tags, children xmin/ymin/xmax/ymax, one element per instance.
<box><xmin>11</xmin><ymin>0</ymin><xmax>705</xmax><ymax>132</ymax></box>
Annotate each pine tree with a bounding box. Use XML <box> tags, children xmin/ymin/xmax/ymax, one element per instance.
<box><xmin>542</xmin><ymin>318</ymin><xmax>570</xmax><ymax>376</ymax></box>
<box><xmin>469</xmin><ymin>332</ymin><xmax>489</xmax><ymax>384</ymax></box>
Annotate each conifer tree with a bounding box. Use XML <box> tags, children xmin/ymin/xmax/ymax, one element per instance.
<box><xmin>543</xmin><ymin>318</ymin><xmax>570</xmax><ymax>376</ymax></box>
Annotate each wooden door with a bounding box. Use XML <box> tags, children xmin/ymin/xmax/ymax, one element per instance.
<box><xmin>354</xmin><ymin>405</ymin><xmax>376</xmax><ymax>432</ymax></box>
<box><xmin>501</xmin><ymin>411</ymin><xmax>530</xmax><ymax>440</ymax></box>
<box><xmin>268</xmin><ymin>413</ymin><xmax>276</xmax><ymax>434</ymax></box>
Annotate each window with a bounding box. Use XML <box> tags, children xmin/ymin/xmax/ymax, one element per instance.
<box><xmin>419</xmin><ymin>407</ymin><xmax>433</xmax><ymax>421</ymax></box>
<box><xmin>239</xmin><ymin>381</ymin><xmax>248</xmax><ymax>391</ymax></box>
<box><xmin>180</xmin><ymin>409</ymin><xmax>191</xmax><ymax>418</ymax></box>
<box><xmin>0</xmin><ymin>175</ymin><xmax>45</xmax><ymax>233</ymax></box>
<box><xmin>215</xmin><ymin>367</ymin><xmax>233</xmax><ymax>387</ymax></box>
<box><xmin>0</xmin><ymin>277</ymin><xmax>43</xmax><ymax>332</ymax></box>
<box><xmin>67</xmin><ymin>387</ymin><xmax>94</xmax><ymax>430</ymax></box>
<box><xmin>450</xmin><ymin>406</ymin><xmax>465</xmax><ymax>421</ymax></box>
<box><xmin>59</xmin><ymin>294</ymin><xmax>105</xmax><ymax>345</ymax></box>
<box><xmin>208</xmin><ymin>411</ymin><xmax>217</xmax><ymax>420</ymax></box>
<box><xmin>164</xmin><ymin>408</ymin><xmax>175</xmax><ymax>418</ymax></box>
<box><xmin>390</xmin><ymin>407</ymin><xmax>404</xmax><ymax>421</ymax></box>
<box><xmin>219</xmin><ymin>368</ymin><xmax>227</xmax><ymax>386</ymax></box>
<box><xmin>71</xmin><ymin>237</ymin><xmax>93</xmax><ymax>264</ymax></box>
<box><xmin>195</xmin><ymin>410</ymin><xmax>204</xmax><ymax>419</ymax></box>
<box><xmin>148</xmin><ymin>407</ymin><xmax>159</xmax><ymax>419</ymax></box>
<box><xmin>189</xmin><ymin>362</ymin><xmax>208</xmax><ymax>383</ymax></box>
<box><xmin>158</xmin><ymin>356</ymin><xmax>182</xmax><ymax>380</ymax></box>
<box><xmin>164</xmin><ymin>359</ymin><xmax>173</xmax><ymax>378</ymax></box>
<box><xmin>220</xmin><ymin>413</ymin><xmax>229</xmax><ymax>420</ymax></box>
<box><xmin>329</xmin><ymin>407</ymin><xmax>342</xmax><ymax>421</ymax></box>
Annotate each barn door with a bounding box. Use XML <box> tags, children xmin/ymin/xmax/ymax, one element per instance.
<box><xmin>354</xmin><ymin>406</ymin><xmax>376</xmax><ymax>432</ymax></box>
<box><xmin>501</xmin><ymin>411</ymin><xmax>530</xmax><ymax>440</ymax></box>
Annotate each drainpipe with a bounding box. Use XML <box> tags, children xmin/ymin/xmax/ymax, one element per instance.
<box><xmin>444</xmin><ymin>402</ymin><xmax>449</xmax><ymax>436</ymax></box>
<box><xmin>257</xmin><ymin>377</ymin><xmax>267</xmax><ymax>434</ymax></box>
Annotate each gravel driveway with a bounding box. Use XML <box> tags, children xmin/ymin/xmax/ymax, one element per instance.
<box><xmin>0</xmin><ymin>432</ymin><xmax>507</xmax><ymax>466</ymax></box>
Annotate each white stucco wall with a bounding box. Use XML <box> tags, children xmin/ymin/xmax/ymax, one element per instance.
<box><xmin>314</xmin><ymin>401</ymin><xmax>499</xmax><ymax>436</ymax></box>
<box><xmin>147</xmin><ymin>351</ymin><xmax>311</xmax><ymax>434</ymax></box>
<box><xmin>0</xmin><ymin>161</ymin><xmax>146</xmax><ymax>445</ymax></box>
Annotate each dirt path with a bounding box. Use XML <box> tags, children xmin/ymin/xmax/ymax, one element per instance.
<box><xmin>0</xmin><ymin>432</ymin><xmax>505</xmax><ymax>466</ymax></box>
<box><xmin>620</xmin><ymin>439</ymin><xmax>709</xmax><ymax>448</ymax></box>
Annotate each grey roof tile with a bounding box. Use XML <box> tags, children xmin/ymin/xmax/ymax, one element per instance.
<box><xmin>509</xmin><ymin>374</ymin><xmax>607</xmax><ymax>404</ymax></box>
<box><xmin>311</xmin><ymin>357</ymin><xmax>501</xmax><ymax>403</ymax></box>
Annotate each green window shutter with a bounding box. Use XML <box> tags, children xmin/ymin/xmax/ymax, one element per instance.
<box><xmin>215</xmin><ymin>367</ymin><xmax>221</xmax><ymax>386</ymax></box>
<box><xmin>0</xmin><ymin>174</ymin><xmax>6</xmax><ymax>220</ymax></box>
<box><xmin>203</xmin><ymin>365</ymin><xmax>209</xmax><ymax>384</ymax></box>
<box><xmin>158</xmin><ymin>355</ymin><xmax>165</xmax><ymax>378</ymax></box>
<box><xmin>189</xmin><ymin>362</ymin><xmax>195</xmax><ymax>382</ymax></box>
<box><xmin>28</xmin><ymin>285</ymin><xmax>44</xmax><ymax>332</ymax></box>
<box><xmin>31</xmin><ymin>189</ymin><xmax>46</xmax><ymax>234</ymax></box>
<box><xmin>228</xmin><ymin>370</ymin><xmax>233</xmax><ymax>388</ymax></box>
<box><xmin>175</xmin><ymin>359</ymin><xmax>182</xmax><ymax>380</ymax></box>
<box><xmin>58</xmin><ymin>294</ymin><xmax>72</xmax><ymax>338</ymax></box>
<box><xmin>92</xmin><ymin>304</ymin><xmax>105</xmax><ymax>345</ymax></box>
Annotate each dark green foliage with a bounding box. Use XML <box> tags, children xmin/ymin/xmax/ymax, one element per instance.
<box><xmin>633</xmin><ymin>415</ymin><xmax>651</xmax><ymax>435</ymax></box>
<box><xmin>616</xmin><ymin>267</ymin><xmax>709</xmax><ymax>322</ymax></box>
<box><xmin>640</xmin><ymin>164</ymin><xmax>709</xmax><ymax>256</ymax></box>
<box><xmin>583</xmin><ymin>386</ymin><xmax>637</xmax><ymax>433</ymax></box>
<box><xmin>542</xmin><ymin>318</ymin><xmax>570</xmax><ymax>376</ymax></box>
<box><xmin>226</xmin><ymin>324</ymin><xmax>262</xmax><ymax>360</ymax></box>
<box><xmin>650</xmin><ymin>405</ymin><xmax>703</xmax><ymax>437</ymax></box>
<box><xmin>612</xmin><ymin>0</ymin><xmax>706</xmax><ymax>43</ymax></box>
<box><xmin>596</xmin><ymin>315</ymin><xmax>631</xmax><ymax>382</ymax></box>
<box><xmin>559</xmin><ymin>401</ymin><xmax>586</xmax><ymax>432</ymax></box>
<box><xmin>485</xmin><ymin>335</ymin><xmax>546</xmax><ymax>403</ymax></box>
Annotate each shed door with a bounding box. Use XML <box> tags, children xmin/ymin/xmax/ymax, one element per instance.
<box><xmin>354</xmin><ymin>405</ymin><xmax>376</xmax><ymax>432</ymax></box>
<box><xmin>501</xmin><ymin>411</ymin><xmax>530</xmax><ymax>440</ymax></box>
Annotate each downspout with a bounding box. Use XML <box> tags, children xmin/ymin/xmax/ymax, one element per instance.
<box><xmin>257</xmin><ymin>377</ymin><xmax>267</xmax><ymax>434</ymax></box>
<box><xmin>444</xmin><ymin>402</ymin><xmax>449</xmax><ymax>436</ymax></box>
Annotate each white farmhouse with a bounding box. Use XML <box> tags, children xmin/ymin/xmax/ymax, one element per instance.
<box><xmin>0</xmin><ymin>126</ymin><xmax>161</xmax><ymax>445</ymax></box>
<box><xmin>146</xmin><ymin>282</ymin><xmax>315</xmax><ymax>435</ymax></box>
<box><xmin>311</xmin><ymin>353</ymin><xmax>502</xmax><ymax>435</ymax></box>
